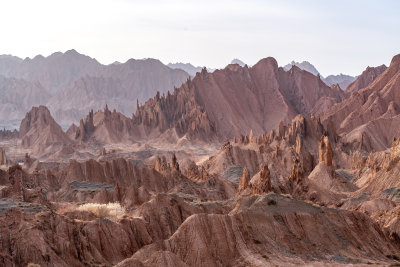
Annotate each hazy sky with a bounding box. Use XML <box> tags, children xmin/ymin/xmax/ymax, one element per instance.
<box><xmin>0</xmin><ymin>0</ymin><xmax>399</xmax><ymax>76</ymax></box>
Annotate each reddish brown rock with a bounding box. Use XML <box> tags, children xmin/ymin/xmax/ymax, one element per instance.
<box><xmin>154</xmin><ymin>155</ymin><xmax>168</xmax><ymax>173</ymax></box>
<box><xmin>288</xmin><ymin>157</ymin><xmax>304</xmax><ymax>185</ymax></box>
<box><xmin>19</xmin><ymin>106</ymin><xmax>72</xmax><ymax>152</ymax></box>
<box><xmin>346</xmin><ymin>64</ymin><xmax>387</xmax><ymax>94</ymax></box>
<box><xmin>75</xmin><ymin>109</ymin><xmax>95</xmax><ymax>141</ymax></box>
<box><xmin>131</xmin><ymin>57</ymin><xmax>344</xmax><ymax>142</ymax></box>
<box><xmin>318</xmin><ymin>136</ymin><xmax>333</xmax><ymax>166</ymax></box>
<box><xmin>321</xmin><ymin>54</ymin><xmax>400</xmax><ymax>151</ymax></box>
<box><xmin>123</xmin><ymin>194</ymin><xmax>400</xmax><ymax>266</ymax></box>
<box><xmin>184</xmin><ymin>160</ymin><xmax>209</xmax><ymax>181</ymax></box>
<box><xmin>251</xmin><ymin>165</ymin><xmax>272</xmax><ymax>194</ymax></box>
<box><xmin>237</xmin><ymin>167</ymin><xmax>250</xmax><ymax>194</ymax></box>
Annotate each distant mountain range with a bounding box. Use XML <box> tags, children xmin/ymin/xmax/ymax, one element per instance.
<box><xmin>283</xmin><ymin>60</ymin><xmax>357</xmax><ymax>90</ymax></box>
<box><xmin>167</xmin><ymin>62</ymin><xmax>216</xmax><ymax>76</ymax></box>
<box><xmin>167</xmin><ymin>59</ymin><xmax>246</xmax><ymax>76</ymax></box>
<box><xmin>0</xmin><ymin>50</ymin><xmax>190</xmax><ymax>128</ymax></box>
<box><xmin>230</xmin><ymin>59</ymin><xmax>246</xmax><ymax>67</ymax></box>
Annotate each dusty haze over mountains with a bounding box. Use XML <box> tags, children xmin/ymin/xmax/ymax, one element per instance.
<box><xmin>0</xmin><ymin>50</ymin><xmax>363</xmax><ymax>129</ymax></box>
<box><xmin>1</xmin><ymin>1</ymin><xmax>400</xmax><ymax>266</ymax></box>
<box><xmin>0</xmin><ymin>50</ymin><xmax>190</xmax><ymax>128</ymax></box>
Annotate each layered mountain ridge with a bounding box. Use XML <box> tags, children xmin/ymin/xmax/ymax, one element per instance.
<box><xmin>0</xmin><ymin>50</ymin><xmax>190</xmax><ymax>128</ymax></box>
<box><xmin>16</xmin><ymin>55</ymin><xmax>348</xmax><ymax>149</ymax></box>
<box><xmin>131</xmin><ymin>57</ymin><xmax>344</xmax><ymax>141</ymax></box>
<box><xmin>321</xmin><ymin>54</ymin><xmax>400</xmax><ymax>151</ymax></box>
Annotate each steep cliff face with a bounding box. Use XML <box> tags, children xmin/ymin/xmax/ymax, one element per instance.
<box><xmin>321</xmin><ymin>54</ymin><xmax>400</xmax><ymax>151</ymax></box>
<box><xmin>132</xmin><ymin>57</ymin><xmax>344</xmax><ymax>142</ymax></box>
<box><xmin>133</xmin><ymin>79</ymin><xmax>217</xmax><ymax>141</ymax></box>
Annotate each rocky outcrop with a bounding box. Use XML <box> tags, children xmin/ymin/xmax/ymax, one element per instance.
<box><xmin>70</xmin><ymin>105</ymin><xmax>138</xmax><ymax>143</ymax></box>
<box><xmin>154</xmin><ymin>155</ymin><xmax>169</xmax><ymax>173</ymax></box>
<box><xmin>321</xmin><ymin>54</ymin><xmax>400</xmax><ymax>151</ymax></box>
<box><xmin>318</xmin><ymin>136</ymin><xmax>333</xmax><ymax>166</ymax></box>
<box><xmin>288</xmin><ymin>158</ymin><xmax>305</xmax><ymax>185</ymax></box>
<box><xmin>19</xmin><ymin>106</ymin><xmax>72</xmax><ymax>150</ymax></box>
<box><xmin>183</xmin><ymin>160</ymin><xmax>210</xmax><ymax>181</ymax></box>
<box><xmin>132</xmin><ymin>81</ymin><xmax>217</xmax><ymax>141</ymax></box>
<box><xmin>154</xmin><ymin>154</ymin><xmax>181</xmax><ymax>174</ymax></box>
<box><xmin>250</xmin><ymin>165</ymin><xmax>272</xmax><ymax>194</ymax></box>
<box><xmin>76</xmin><ymin>109</ymin><xmax>95</xmax><ymax>141</ymax></box>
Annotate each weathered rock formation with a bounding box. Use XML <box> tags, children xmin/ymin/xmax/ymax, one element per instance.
<box><xmin>76</xmin><ymin>109</ymin><xmax>95</xmax><ymax>141</ymax></box>
<box><xmin>132</xmin><ymin>57</ymin><xmax>344</xmax><ymax>142</ymax></box>
<box><xmin>120</xmin><ymin>194</ymin><xmax>400</xmax><ymax>266</ymax></box>
<box><xmin>19</xmin><ymin>106</ymin><xmax>72</xmax><ymax>151</ymax></box>
<box><xmin>250</xmin><ymin>165</ymin><xmax>272</xmax><ymax>194</ymax></box>
<box><xmin>321</xmin><ymin>54</ymin><xmax>400</xmax><ymax>151</ymax></box>
<box><xmin>318</xmin><ymin>136</ymin><xmax>333</xmax><ymax>166</ymax></box>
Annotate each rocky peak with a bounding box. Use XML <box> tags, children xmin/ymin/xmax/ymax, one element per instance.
<box><xmin>76</xmin><ymin>109</ymin><xmax>95</xmax><ymax>141</ymax></box>
<box><xmin>390</xmin><ymin>54</ymin><xmax>400</xmax><ymax>67</ymax></box>
<box><xmin>19</xmin><ymin>106</ymin><xmax>71</xmax><ymax>149</ymax></box>
<box><xmin>253</xmin><ymin>57</ymin><xmax>279</xmax><ymax>72</ymax></box>
<box><xmin>19</xmin><ymin>106</ymin><xmax>52</xmax><ymax>137</ymax></box>
<box><xmin>184</xmin><ymin>160</ymin><xmax>209</xmax><ymax>181</ymax></box>
<box><xmin>251</xmin><ymin>165</ymin><xmax>272</xmax><ymax>194</ymax></box>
